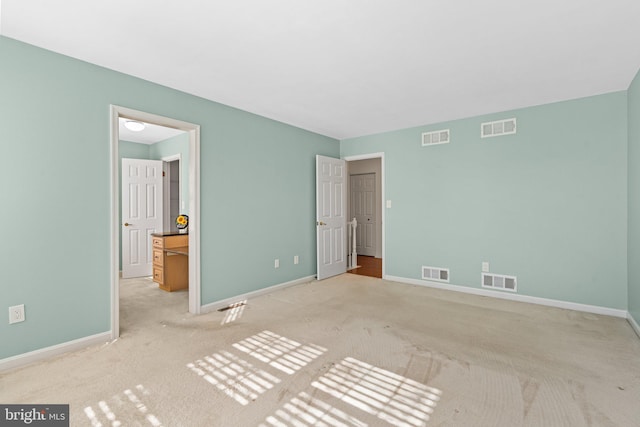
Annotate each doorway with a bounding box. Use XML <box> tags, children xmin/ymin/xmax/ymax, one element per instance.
<box><xmin>110</xmin><ymin>105</ymin><xmax>201</xmax><ymax>340</ymax></box>
<box><xmin>345</xmin><ymin>154</ymin><xmax>384</xmax><ymax>279</ymax></box>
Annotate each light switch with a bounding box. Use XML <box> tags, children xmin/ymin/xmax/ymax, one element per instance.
<box><xmin>386</xmin><ymin>200</ymin><xmax>392</xmax><ymax>208</ymax></box>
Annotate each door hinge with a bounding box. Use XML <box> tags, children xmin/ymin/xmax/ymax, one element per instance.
<box><xmin>162</xmin><ymin>171</ymin><xmax>165</xmax><ymax>177</ymax></box>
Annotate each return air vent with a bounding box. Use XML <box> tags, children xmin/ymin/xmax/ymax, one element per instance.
<box><xmin>422</xmin><ymin>129</ymin><xmax>450</xmax><ymax>146</ymax></box>
<box><xmin>422</xmin><ymin>266</ymin><xmax>450</xmax><ymax>283</ymax></box>
<box><xmin>482</xmin><ymin>273</ymin><xmax>517</xmax><ymax>292</ymax></box>
<box><xmin>481</xmin><ymin>118</ymin><xmax>516</xmax><ymax>138</ymax></box>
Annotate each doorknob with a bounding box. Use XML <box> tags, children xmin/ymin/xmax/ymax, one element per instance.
<box><xmin>317</xmin><ymin>221</ymin><xmax>327</xmax><ymax>226</ymax></box>
<box><xmin>124</xmin><ymin>222</ymin><xmax>133</xmax><ymax>227</ymax></box>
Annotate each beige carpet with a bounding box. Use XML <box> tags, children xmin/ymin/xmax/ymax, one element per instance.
<box><xmin>1</xmin><ymin>274</ymin><xmax>639</xmax><ymax>426</ymax></box>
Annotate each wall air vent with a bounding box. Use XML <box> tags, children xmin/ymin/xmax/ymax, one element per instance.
<box><xmin>482</xmin><ymin>273</ymin><xmax>517</xmax><ymax>292</ymax></box>
<box><xmin>422</xmin><ymin>129</ymin><xmax>450</xmax><ymax>146</ymax></box>
<box><xmin>481</xmin><ymin>118</ymin><xmax>516</xmax><ymax>138</ymax></box>
<box><xmin>422</xmin><ymin>266</ymin><xmax>450</xmax><ymax>283</ymax></box>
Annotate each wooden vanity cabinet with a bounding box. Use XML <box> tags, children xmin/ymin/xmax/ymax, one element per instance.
<box><xmin>151</xmin><ymin>234</ymin><xmax>188</xmax><ymax>292</ymax></box>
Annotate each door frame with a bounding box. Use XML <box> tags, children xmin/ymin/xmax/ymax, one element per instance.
<box><xmin>344</xmin><ymin>152</ymin><xmax>385</xmax><ymax>278</ymax></box>
<box><xmin>110</xmin><ymin>105</ymin><xmax>201</xmax><ymax>340</ymax></box>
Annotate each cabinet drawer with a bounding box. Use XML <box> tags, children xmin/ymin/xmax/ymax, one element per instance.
<box><xmin>165</xmin><ymin>234</ymin><xmax>188</xmax><ymax>249</ymax></box>
<box><xmin>152</xmin><ymin>237</ymin><xmax>164</xmax><ymax>249</ymax></box>
<box><xmin>153</xmin><ymin>249</ymin><xmax>163</xmax><ymax>266</ymax></box>
<box><xmin>153</xmin><ymin>267</ymin><xmax>164</xmax><ymax>284</ymax></box>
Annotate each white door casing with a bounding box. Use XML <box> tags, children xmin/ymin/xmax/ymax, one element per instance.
<box><xmin>111</xmin><ymin>105</ymin><xmax>201</xmax><ymax>341</ymax></box>
<box><xmin>344</xmin><ymin>152</ymin><xmax>385</xmax><ymax>278</ymax></box>
<box><xmin>316</xmin><ymin>155</ymin><xmax>347</xmax><ymax>280</ymax></box>
<box><xmin>121</xmin><ymin>158</ymin><xmax>163</xmax><ymax>278</ymax></box>
<box><xmin>351</xmin><ymin>173</ymin><xmax>376</xmax><ymax>256</ymax></box>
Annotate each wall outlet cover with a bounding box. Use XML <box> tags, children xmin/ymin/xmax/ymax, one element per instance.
<box><xmin>9</xmin><ymin>304</ymin><xmax>25</xmax><ymax>324</ymax></box>
<box><xmin>482</xmin><ymin>262</ymin><xmax>489</xmax><ymax>272</ymax></box>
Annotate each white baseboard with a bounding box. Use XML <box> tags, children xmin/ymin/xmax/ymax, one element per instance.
<box><xmin>384</xmin><ymin>275</ymin><xmax>628</xmax><ymax>318</ymax></box>
<box><xmin>0</xmin><ymin>331</ymin><xmax>111</xmax><ymax>373</ymax></box>
<box><xmin>628</xmin><ymin>312</ymin><xmax>640</xmax><ymax>338</ymax></box>
<box><xmin>200</xmin><ymin>275</ymin><xmax>316</xmax><ymax>314</ymax></box>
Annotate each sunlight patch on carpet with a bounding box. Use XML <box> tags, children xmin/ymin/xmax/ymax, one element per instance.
<box><xmin>84</xmin><ymin>384</ymin><xmax>162</xmax><ymax>427</ymax></box>
<box><xmin>233</xmin><ymin>330</ymin><xmax>327</xmax><ymax>374</ymax></box>
<box><xmin>219</xmin><ymin>300</ymin><xmax>247</xmax><ymax>325</ymax></box>
<box><xmin>311</xmin><ymin>357</ymin><xmax>442</xmax><ymax>426</ymax></box>
<box><xmin>260</xmin><ymin>391</ymin><xmax>367</xmax><ymax>427</ymax></box>
<box><xmin>187</xmin><ymin>350</ymin><xmax>281</xmax><ymax>406</ymax></box>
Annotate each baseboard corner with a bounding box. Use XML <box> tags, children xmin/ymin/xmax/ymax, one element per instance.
<box><xmin>628</xmin><ymin>312</ymin><xmax>640</xmax><ymax>339</ymax></box>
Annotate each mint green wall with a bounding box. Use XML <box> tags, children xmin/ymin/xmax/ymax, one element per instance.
<box><xmin>149</xmin><ymin>132</ymin><xmax>190</xmax><ymax>213</ymax></box>
<box><xmin>629</xmin><ymin>68</ymin><xmax>640</xmax><ymax>326</ymax></box>
<box><xmin>0</xmin><ymin>36</ymin><xmax>338</xmax><ymax>360</ymax></box>
<box><xmin>120</xmin><ymin>140</ymin><xmax>151</xmax><ymax>159</ymax></box>
<box><xmin>342</xmin><ymin>92</ymin><xmax>629</xmax><ymax>309</ymax></box>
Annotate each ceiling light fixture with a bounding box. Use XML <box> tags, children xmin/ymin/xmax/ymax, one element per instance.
<box><xmin>124</xmin><ymin>120</ymin><xmax>146</xmax><ymax>132</ymax></box>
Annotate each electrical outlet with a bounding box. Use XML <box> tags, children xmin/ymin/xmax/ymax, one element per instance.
<box><xmin>274</xmin><ymin>259</ymin><xmax>280</xmax><ymax>269</ymax></box>
<box><xmin>294</xmin><ymin>255</ymin><xmax>299</xmax><ymax>265</ymax></box>
<box><xmin>482</xmin><ymin>262</ymin><xmax>489</xmax><ymax>272</ymax></box>
<box><xmin>9</xmin><ymin>304</ymin><xmax>25</xmax><ymax>324</ymax></box>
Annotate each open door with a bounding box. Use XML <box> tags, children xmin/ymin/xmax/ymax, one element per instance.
<box><xmin>316</xmin><ymin>155</ymin><xmax>347</xmax><ymax>280</ymax></box>
<box><xmin>121</xmin><ymin>158</ymin><xmax>163</xmax><ymax>278</ymax></box>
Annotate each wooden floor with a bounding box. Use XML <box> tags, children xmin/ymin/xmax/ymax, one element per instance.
<box><xmin>347</xmin><ymin>255</ymin><xmax>382</xmax><ymax>278</ymax></box>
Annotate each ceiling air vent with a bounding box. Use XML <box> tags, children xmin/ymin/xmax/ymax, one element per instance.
<box><xmin>422</xmin><ymin>266</ymin><xmax>450</xmax><ymax>283</ymax></box>
<box><xmin>422</xmin><ymin>129</ymin><xmax>450</xmax><ymax>146</ymax></box>
<box><xmin>482</xmin><ymin>273</ymin><xmax>517</xmax><ymax>292</ymax></box>
<box><xmin>481</xmin><ymin>118</ymin><xmax>516</xmax><ymax>138</ymax></box>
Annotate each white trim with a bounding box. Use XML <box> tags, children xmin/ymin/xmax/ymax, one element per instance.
<box><xmin>0</xmin><ymin>332</ymin><xmax>111</xmax><ymax>373</ymax></box>
<box><xmin>110</xmin><ymin>105</ymin><xmax>202</xmax><ymax>341</ymax></box>
<box><xmin>628</xmin><ymin>312</ymin><xmax>640</xmax><ymax>338</ymax></box>
<box><xmin>200</xmin><ymin>275</ymin><xmax>316</xmax><ymax>314</ymax></box>
<box><xmin>385</xmin><ymin>275</ymin><xmax>628</xmax><ymax>318</ymax></box>
<box><xmin>343</xmin><ymin>153</ymin><xmax>385</xmax><ymax>277</ymax></box>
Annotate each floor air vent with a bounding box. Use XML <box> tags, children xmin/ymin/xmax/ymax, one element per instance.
<box><xmin>422</xmin><ymin>266</ymin><xmax>450</xmax><ymax>283</ymax></box>
<box><xmin>422</xmin><ymin>129</ymin><xmax>450</xmax><ymax>146</ymax></box>
<box><xmin>482</xmin><ymin>273</ymin><xmax>517</xmax><ymax>292</ymax></box>
<box><xmin>481</xmin><ymin>118</ymin><xmax>516</xmax><ymax>138</ymax></box>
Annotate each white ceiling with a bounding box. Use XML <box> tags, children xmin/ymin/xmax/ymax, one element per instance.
<box><xmin>2</xmin><ymin>1</ymin><xmax>640</xmax><ymax>140</ymax></box>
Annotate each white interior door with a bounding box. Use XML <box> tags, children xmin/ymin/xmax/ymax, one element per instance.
<box><xmin>122</xmin><ymin>158</ymin><xmax>163</xmax><ymax>278</ymax></box>
<box><xmin>316</xmin><ymin>155</ymin><xmax>347</xmax><ymax>280</ymax></box>
<box><xmin>351</xmin><ymin>173</ymin><xmax>376</xmax><ymax>256</ymax></box>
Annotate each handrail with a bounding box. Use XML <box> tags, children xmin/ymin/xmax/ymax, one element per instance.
<box><xmin>348</xmin><ymin>218</ymin><xmax>357</xmax><ymax>269</ymax></box>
